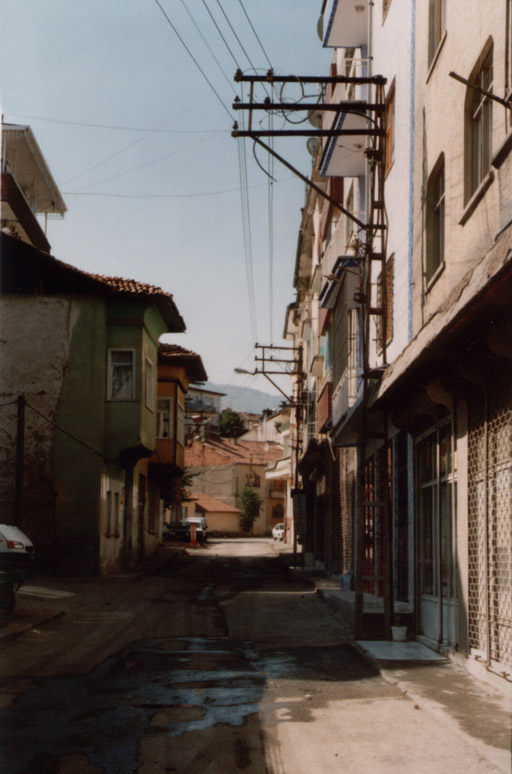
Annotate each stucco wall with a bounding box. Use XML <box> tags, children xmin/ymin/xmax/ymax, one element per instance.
<box><xmin>51</xmin><ymin>297</ymin><xmax>107</xmax><ymax>574</ymax></box>
<box><xmin>412</xmin><ymin>0</ymin><xmax>509</xmax><ymax>335</ymax></box>
<box><xmin>0</xmin><ymin>295</ymin><xmax>74</xmax><ymax>560</ymax></box>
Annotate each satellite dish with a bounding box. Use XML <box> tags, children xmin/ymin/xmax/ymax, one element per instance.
<box><xmin>317</xmin><ymin>15</ymin><xmax>324</xmax><ymax>41</ymax></box>
<box><xmin>307</xmin><ymin>109</ymin><xmax>322</xmax><ymax>128</ymax></box>
<box><xmin>306</xmin><ymin>137</ymin><xmax>320</xmax><ymax>157</ymax></box>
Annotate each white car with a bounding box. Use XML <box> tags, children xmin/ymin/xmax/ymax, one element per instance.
<box><xmin>272</xmin><ymin>523</ymin><xmax>285</xmax><ymax>541</ymax></box>
<box><xmin>0</xmin><ymin>524</ymin><xmax>34</xmax><ymax>572</ymax></box>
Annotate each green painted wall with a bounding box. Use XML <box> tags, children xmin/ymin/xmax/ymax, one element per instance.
<box><xmin>51</xmin><ymin>297</ymin><xmax>107</xmax><ymax>575</ymax></box>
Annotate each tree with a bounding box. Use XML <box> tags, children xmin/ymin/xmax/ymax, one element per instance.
<box><xmin>219</xmin><ymin>407</ymin><xmax>246</xmax><ymax>438</ymax></box>
<box><xmin>239</xmin><ymin>485</ymin><xmax>262</xmax><ymax>533</ymax></box>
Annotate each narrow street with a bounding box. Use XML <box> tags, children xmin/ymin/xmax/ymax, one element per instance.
<box><xmin>0</xmin><ymin>540</ymin><xmax>510</xmax><ymax>774</ymax></box>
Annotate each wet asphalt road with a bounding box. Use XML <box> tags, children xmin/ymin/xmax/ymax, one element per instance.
<box><xmin>0</xmin><ymin>542</ymin><xmax>388</xmax><ymax>773</ymax></box>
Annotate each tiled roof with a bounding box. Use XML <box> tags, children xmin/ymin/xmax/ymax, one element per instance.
<box><xmin>89</xmin><ymin>274</ymin><xmax>168</xmax><ymax>297</ymax></box>
<box><xmin>189</xmin><ymin>492</ymin><xmax>240</xmax><ymax>514</ymax></box>
<box><xmin>159</xmin><ymin>343</ymin><xmax>197</xmax><ymax>357</ymax></box>
<box><xmin>185</xmin><ymin>437</ymin><xmax>283</xmax><ymax>467</ymax></box>
<box><xmin>158</xmin><ymin>343</ymin><xmax>208</xmax><ymax>382</ymax></box>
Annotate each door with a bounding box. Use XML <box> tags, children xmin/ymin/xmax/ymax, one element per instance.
<box><xmin>416</xmin><ymin>425</ymin><xmax>457</xmax><ymax>646</ymax></box>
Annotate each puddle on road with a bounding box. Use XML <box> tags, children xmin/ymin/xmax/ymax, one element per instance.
<box><xmin>0</xmin><ymin>637</ymin><xmax>377</xmax><ymax>774</ymax></box>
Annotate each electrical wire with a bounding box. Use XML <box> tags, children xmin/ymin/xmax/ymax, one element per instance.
<box><xmin>236</xmin><ymin>0</ymin><xmax>273</xmax><ymax>70</ymax></box>
<box><xmin>25</xmin><ymin>402</ymin><xmax>112</xmax><ymax>461</ymax></box>
<box><xmin>153</xmin><ymin>0</ymin><xmax>234</xmax><ymax>122</ymax></box>
<box><xmin>214</xmin><ymin>0</ymin><xmax>259</xmax><ymax>74</ymax></box>
<box><xmin>178</xmin><ymin>0</ymin><xmax>237</xmax><ymax>95</ymax></box>
<box><xmin>267</xmin><ymin>102</ymin><xmax>275</xmax><ymax>343</ymax></box>
<box><xmin>61</xmin><ymin>175</ymin><xmax>295</xmax><ymax>200</ymax></box>
<box><xmin>3</xmin><ymin>113</ymin><xmax>225</xmax><ymax>133</ymax></box>
<box><xmin>236</xmin><ymin>108</ymin><xmax>258</xmax><ymax>344</ymax></box>
<box><xmin>200</xmin><ymin>0</ymin><xmax>241</xmax><ymax>69</ymax></box>
<box><xmin>57</xmin><ymin>93</ymin><xmax>216</xmax><ymax>187</ymax></box>
<box><xmin>67</xmin><ymin>135</ymin><xmax>211</xmax><ymax>193</ymax></box>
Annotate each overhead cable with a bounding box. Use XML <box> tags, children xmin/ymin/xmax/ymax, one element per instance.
<box><xmin>200</xmin><ymin>0</ymin><xmax>241</xmax><ymax>69</ymax></box>
<box><xmin>57</xmin><ymin>93</ymin><xmax>215</xmax><ymax>187</ymax></box>
<box><xmin>178</xmin><ymin>0</ymin><xmax>237</xmax><ymax>95</ymax></box>
<box><xmin>153</xmin><ymin>0</ymin><xmax>234</xmax><ymax>122</ymax></box>
<box><xmin>236</xmin><ymin>0</ymin><xmax>273</xmax><ymax>69</ymax></box>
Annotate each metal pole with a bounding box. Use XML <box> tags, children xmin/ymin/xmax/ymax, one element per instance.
<box><xmin>14</xmin><ymin>395</ymin><xmax>25</xmax><ymax>526</ymax></box>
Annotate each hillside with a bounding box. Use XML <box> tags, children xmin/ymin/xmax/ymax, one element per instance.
<box><xmin>203</xmin><ymin>382</ymin><xmax>283</xmax><ymax>414</ymax></box>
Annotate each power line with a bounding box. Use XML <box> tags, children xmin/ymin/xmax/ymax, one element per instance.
<box><xmin>68</xmin><ymin>135</ymin><xmax>211</xmax><ymax>194</ymax></box>
<box><xmin>62</xmin><ymin>175</ymin><xmax>295</xmax><ymax>200</ymax></box>
<box><xmin>214</xmin><ymin>0</ymin><xmax>259</xmax><ymax>74</ymax></box>
<box><xmin>237</xmin><ymin>0</ymin><xmax>273</xmax><ymax>70</ymax></box>
<box><xmin>3</xmin><ymin>113</ymin><xmax>226</xmax><ymax>134</ymax></box>
<box><xmin>153</xmin><ymin>0</ymin><xmax>233</xmax><ymax>122</ymax></box>
<box><xmin>200</xmin><ymin>0</ymin><xmax>241</xmax><ymax>69</ymax></box>
<box><xmin>179</xmin><ymin>0</ymin><xmax>236</xmax><ymax>95</ymax></box>
<box><xmin>57</xmin><ymin>93</ymin><xmax>215</xmax><ymax>187</ymax></box>
<box><xmin>25</xmin><ymin>402</ymin><xmax>112</xmax><ymax>461</ymax></box>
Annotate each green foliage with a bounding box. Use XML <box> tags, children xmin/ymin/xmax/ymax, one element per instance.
<box><xmin>219</xmin><ymin>407</ymin><xmax>246</xmax><ymax>438</ymax></box>
<box><xmin>239</xmin><ymin>485</ymin><xmax>262</xmax><ymax>533</ymax></box>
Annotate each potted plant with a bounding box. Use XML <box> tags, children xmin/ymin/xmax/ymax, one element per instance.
<box><xmin>391</xmin><ymin>614</ymin><xmax>407</xmax><ymax>642</ymax></box>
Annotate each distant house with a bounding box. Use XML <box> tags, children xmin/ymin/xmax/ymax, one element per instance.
<box><xmin>185</xmin><ymin>437</ymin><xmax>285</xmax><ymax>535</ymax></box>
<box><xmin>144</xmin><ymin>344</ymin><xmax>207</xmax><ymax>556</ymax></box>
<box><xmin>0</xmin><ymin>233</ymin><xmax>187</xmax><ymax>574</ymax></box>
<box><xmin>184</xmin><ymin>492</ymin><xmax>241</xmax><ymax>536</ymax></box>
<box><xmin>186</xmin><ymin>385</ymin><xmax>225</xmax><ymax>438</ymax></box>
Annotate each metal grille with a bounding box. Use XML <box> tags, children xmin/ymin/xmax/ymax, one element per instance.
<box><xmin>467</xmin><ymin>360</ymin><xmax>512</xmax><ymax>675</ymax></box>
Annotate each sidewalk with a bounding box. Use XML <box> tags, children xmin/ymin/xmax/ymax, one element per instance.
<box><xmin>311</xmin><ymin>574</ymin><xmax>512</xmax><ymax>769</ymax></box>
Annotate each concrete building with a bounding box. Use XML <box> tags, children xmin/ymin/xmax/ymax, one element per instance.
<box><xmin>185</xmin><ymin>437</ymin><xmax>285</xmax><ymax>535</ymax></box>
<box><xmin>283</xmin><ymin>0</ymin><xmax>512</xmax><ymax>690</ymax></box>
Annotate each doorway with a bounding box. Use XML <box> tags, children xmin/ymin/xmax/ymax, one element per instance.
<box><xmin>416</xmin><ymin>423</ymin><xmax>457</xmax><ymax>647</ymax></box>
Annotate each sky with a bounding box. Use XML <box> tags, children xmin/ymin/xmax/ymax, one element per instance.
<box><xmin>0</xmin><ymin>0</ymin><xmax>331</xmax><ymax>397</ymax></box>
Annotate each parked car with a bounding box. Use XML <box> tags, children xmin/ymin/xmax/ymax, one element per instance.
<box><xmin>162</xmin><ymin>517</ymin><xmax>207</xmax><ymax>544</ymax></box>
<box><xmin>272</xmin><ymin>523</ymin><xmax>285</xmax><ymax>541</ymax></box>
<box><xmin>0</xmin><ymin>524</ymin><xmax>34</xmax><ymax>572</ymax></box>
<box><xmin>0</xmin><ymin>524</ymin><xmax>34</xmax><ymax>628</ymax></box>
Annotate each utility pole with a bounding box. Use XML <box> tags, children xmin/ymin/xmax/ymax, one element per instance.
<box><xmin>14</xmin><ymin>395</ymin><xmax>25</xmax><ymax>526</ymax></box>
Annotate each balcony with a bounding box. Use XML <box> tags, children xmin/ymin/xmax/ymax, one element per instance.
<box><xmin>320</xmin><ymin>0</ymin><xmax>368</xmax><ymax>49</ymax></box>
<box><xmin>320</xmin><ymin>55</ymin><xmax>369</xmax><ymax>178</ymax></box>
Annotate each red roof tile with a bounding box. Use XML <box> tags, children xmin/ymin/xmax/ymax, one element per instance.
<box><xmin>185</xmin><ymin>437</ymin><xmax>283</xmax><ymax>467</ymax></box>
<box><xmin>189</xmin><ymin>492</ymin><xmax>241</xmax><ymax>513</ymax></box>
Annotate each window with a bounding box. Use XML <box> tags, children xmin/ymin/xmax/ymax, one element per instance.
<box><xmin>145</xmin><ymin>358</ymin><xmax>155</xmax><ymax>411</ymax></box>
<box><xmin>468</xmin><ymin>47</ymin><xmax>493</xmax><ymax>198</ymax></box>
<box><xmin>428</xmin><ymin>0</ymin><xmax>446</xmax><ymax>66</ymax></box>
<box><xmin>107</xmin><ymin>349</ymin><xmax>135</xmax><ymax>401</ymax></box>
<box><xmin>426</xmin><ymin>157</ymin><xmax>445</xmax><ymax>282</ymax></box>
<box><xmin>385</xmin><ymin>88</ymin><xmax>395</xmax><ymax>175</ymax></box>
<box><xmin>157</xmin><ymin>398</ymin><xmax>173</xmax><ymax>439</ymax></box>
<box><xmin>247</xmin><ymin>472</ymin><xmax>261</xmax><ymax>487</ymax></box>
